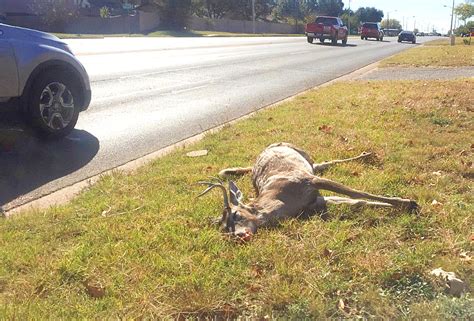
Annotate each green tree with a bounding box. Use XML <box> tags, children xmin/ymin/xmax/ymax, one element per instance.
<box><xmin>317</xmin><ymin>0</ymin><xmax>344</xmax><ymax>16</ymax></box>
<box><xmin>454</xmin><ymin>3</ymin><xmax>474</xmax><ymax>25</ymax></box>
<box><xmin>228</xmin><ymin>0</ymin><xmax>277</xmax><ymax>21</ymax></box>
<box><xmin>153</xmin><ymin>0</ymin><xmax>192</xmax><ymax>29</ymax></box>
<box><xmin>30</xmin><ymin>0</ymin><xmax>79</xmax><ymax>27</ymax></box>
<box><xmin>355</xmin><ymin>7</ymin><xmax>384</xmax><ymax>23</ymax></box>
<box><xmin>273</xmin><ymin>0</ymin><xmax>317</xmax><ymax>22</ymax></box>
<box><xmin>341</xmin><ymin>9</ymin><xmax>359</xmax><ymax>34</ymax></box>
<box><xmin>191</xmin><ymin>0</ymin><xmax>234</xmax><ymax>19</ymax></box>
<box><xmin>381</xmin><ymin>18</ymin><xmax>401</xmax><ymax>29</ymax></box>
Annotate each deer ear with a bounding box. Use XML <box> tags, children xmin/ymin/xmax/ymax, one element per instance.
<box><xmin>229</xmin><ymin>181</ymin><xmax>243</xmax><ymax>206</ymax></box>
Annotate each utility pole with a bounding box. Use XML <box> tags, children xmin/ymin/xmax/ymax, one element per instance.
<box><xmin>449</xmin><ymin>0</ymin><xmax>455</xmax><ymax>45</ymax></box>
<box><xmin>252</xmin><ymin>0</ymin><xmax>256</xmax><ymax>34</ymax></box>
<box><xmin>413</xmin><ymin>16</ymin><xmax>416</xmax><ymax>31</ymax></box>
<box><xmin>348</xmin><ymin>0</ymin><xmax>351</xmax><ymax>35</ymax></box>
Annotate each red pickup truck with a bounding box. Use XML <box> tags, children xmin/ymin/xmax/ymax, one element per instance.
<box><xmin>305</xmin><ymin>16</ymin><xmax>348</xmax><ymax>45</ymax></box>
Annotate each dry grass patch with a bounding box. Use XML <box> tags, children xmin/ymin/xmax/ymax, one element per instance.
<box><xmin>0</xmin><ymin>79</ymin><xmax>473</xmax><ymax>319</ymax></box>
<box><xmin>381</xmin><ymin>38</ymin><xmax>473</xmax><ymax>67</ymax></box>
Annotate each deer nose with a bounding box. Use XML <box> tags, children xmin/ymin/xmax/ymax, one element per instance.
<box><xmin>236</xmin><ymin>229</ymin><xmax>253</xmax><ymax>242</ymax></box>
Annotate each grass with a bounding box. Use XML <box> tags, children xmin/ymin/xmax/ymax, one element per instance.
<box><xmin>381</xmin><ymin>38</ymin><xmax>474</xmax><ymax>67</ymax></box>
<box><xmin>53</xmin><ymin>29</ymin><xmax>304</xmax><ymax>39</ymax></box>
<box><xmin>1</xmin><ymin>79</ymin><xmax>473</xmax><ymax>319</ymax></box>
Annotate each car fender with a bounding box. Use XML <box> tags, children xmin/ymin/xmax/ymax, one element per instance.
<box><xmin>11</xmin><ymin>41</ymin><xmax>90</xmax><ymax>99</ymax></box>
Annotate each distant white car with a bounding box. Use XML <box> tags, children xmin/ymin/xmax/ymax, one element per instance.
<box><xmin>0</xmin><ymin>23</ymin><xmax>91</xmax><ymax>139</ymax></box>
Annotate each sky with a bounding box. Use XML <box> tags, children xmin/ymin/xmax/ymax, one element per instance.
<box><xmin>346</xmin><ymin>0</ymin><xmax>468</xmax><ymax>33</ymax></box>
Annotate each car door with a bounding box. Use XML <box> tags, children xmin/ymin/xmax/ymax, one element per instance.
<box><xmin>0</xmin><ymin>25</ymin><xmax>19</xmax><ymax>99</ymax></box>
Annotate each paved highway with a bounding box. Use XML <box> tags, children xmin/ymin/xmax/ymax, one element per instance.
<box><xmin>0</xmin><ymin>36</ymin><xmax>433</xmax><ymax>209</ymax></box>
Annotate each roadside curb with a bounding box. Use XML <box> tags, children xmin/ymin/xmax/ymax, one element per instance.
<box><xmin>4</xmin><ymin>61</ymin><xmax>380</xmax><ymax>217</ymax></box>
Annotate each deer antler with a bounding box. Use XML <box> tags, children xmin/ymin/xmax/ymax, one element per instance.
<box><xmin>197</xmin><ymin>178</ymin><xmax>235</xmax><ymax>232</ymax></box>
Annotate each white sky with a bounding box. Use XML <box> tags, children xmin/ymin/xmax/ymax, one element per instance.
<box><xmin>347</xmin><ymin>0</ymin><xmax>469</xmax><ymax>33</ymax></box>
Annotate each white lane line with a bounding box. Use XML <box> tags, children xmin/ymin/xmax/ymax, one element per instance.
<box><xmin>171</xmin><ymin>84</ymin><xmax>208</xmax><ymax>95</ymax></box>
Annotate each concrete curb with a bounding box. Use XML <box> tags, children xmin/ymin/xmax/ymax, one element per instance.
<box><xmin>4</xmin><ymin>61</ymin><xmax>380</xmax><ymax>217</ymax></box>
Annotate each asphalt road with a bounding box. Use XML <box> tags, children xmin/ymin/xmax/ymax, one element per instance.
<box><xmin>0</xmin><ymin>36</ymin><xmax>435</xmax><ymax>210</ymax></box>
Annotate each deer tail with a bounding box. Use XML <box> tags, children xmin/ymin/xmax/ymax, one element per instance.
<box><xmin>218</xmin><ymin>167</ymin><xmax>253</xmax><ymax>178</ymax></box>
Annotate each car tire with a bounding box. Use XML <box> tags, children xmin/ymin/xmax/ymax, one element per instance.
<box><xmin>376</xmin><ymin>37</ymin><xmax>380</xmax><ymax>41</ymax></box>
<box><xmin>412</xmin><ymin>40</ymin><xmax>416</xmax><ymax>44</ymax></box>
<box><xmin>331</xmin><ymin>35</ymin><xmax>337</xmax><ymax>45</ymax></box>
<box><xmin>319</xmin><ymin>38</ymin><xmax>325</xmax><ymax>43</ymax></box>
<box><xmin>361</xmin><ymin>36</ymin><xmax>364</xmax><ymax>40</ymax></box>
<box><xmin>342</xmin><ymin>37</ymin><xmax>348</xmax><ymax>45</ymax></box>
<box><xmin>307</xmin><ymin>36</ymin><xmax>314</xmax><ymax>44</ymax></box>
<box><xmin>398</xmin><ymin>39</ymin><xmax>402</xmax><ymax>43</ymax></box>
<box><xmin>26</xmin><ymin>70</ymin><xmax>80</xmax><ymax>139</ymax></box>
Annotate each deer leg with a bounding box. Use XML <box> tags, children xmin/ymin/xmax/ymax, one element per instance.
<box><xmin>313</xmin><ymin>152</ymin><xmax>371</xmax><ymax>174</ymax></box>
<box><xmin>218</xmin><ymin>167</ymin><xmax>253</xmax><ymax>178</ymax></box>
<box><xmin>311</xmin><ymin>177</ymin><xmax>418</xmax><ymax>211</ymax></box>
<box><xmin>321</xmin><ymin>196</ymin><xmax>393</xmax><ymax>208</ymax></box>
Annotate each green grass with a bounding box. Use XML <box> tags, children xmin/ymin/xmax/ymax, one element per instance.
<box><xmin>381</xmin><ymin>38</ymin><xmax>474</xmax><ymax>67</ymax></box>
<box><xmin>53</xmin><ymin>29</ymin><xmax>304</xmax><ymax>39</ymax></box>
<box><xmin>1</xmin><ymin>80</ymin><xmax>473</xmax><ymax>319</ymax></box>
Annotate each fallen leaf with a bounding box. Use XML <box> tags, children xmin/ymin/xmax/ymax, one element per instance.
<box><xmin>84</xmin><ymin>281</ymin><xmax>105</xmax><ymax>298</ymax></box>
<box><xmin>431</xmin><ymin>199</ymin><xmax>443</xmax><ymax>207</ymax></box>
<box><xmin>322</xmin><ymin>248</ymin><xmax>334</xmax><ymax>258</ymax></box>
<box><xmin>186</xmin><ymin>150</ymin><xmax>208</xmax><ymax>157</ymax></box>
<box><xmin>459</xmin><ymin>150</ymin><xmax>467</xmax><ymax>156</ymax></box>
<box><xmin>318</xmin><ymin>125</ymin><xmax>333</xmax><ymax>134</ymax></box>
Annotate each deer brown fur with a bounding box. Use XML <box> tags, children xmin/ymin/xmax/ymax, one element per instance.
<box><xmin>199</xmin><ymin>142</ymin><xmax>418</xmax><ymax>241</ymax></box>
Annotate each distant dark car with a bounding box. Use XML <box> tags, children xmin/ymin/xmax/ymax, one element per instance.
<box><xmin>360</xmin><ymin>22</ymin><xmax>384</xmax><ymax>41</ymax></box>
<box><xmin>398</xmin><ymin>31</ymin><xmax>416</xmax><ymax>44</ymax></box>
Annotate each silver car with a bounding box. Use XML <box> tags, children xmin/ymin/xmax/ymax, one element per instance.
<box><xmin>0</xmin><ymin>23</ymin><xmax>91</xmax><ymax>139</ymax></box>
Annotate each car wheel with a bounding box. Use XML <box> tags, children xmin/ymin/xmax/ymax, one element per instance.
<box><xmin>342</xmin><ymin>37</ymin><xmax>348</xmax><ymax>45</ymax></box>
<box><xmin>361</xmin><ymin>36</ymin><xmax>364</xmax><ymax>40</ymax></box>
<box><xmin>331</xmin><ymin>35</ymin><xmax>337</xmax><ymax>45</ymax></box>
<box><xmin>376</xmin><ymin>37</ymin><xmax>380</xmax><ymax>41</ymax></box>
<box><xmin>307</xmin><ymin>36</ymin><xmax>314</xmax><ymax>44</ymax></box>
<box><xmin>319</xmin><ymin>38</ymin><xmax>325</xmax><ymax>43</ymax></box>
<box><xmin>412</xmin><ymin>40</ymin><xmax>416</xmax><ymax>44</ymax></box>
<box><xmin>26</xmin><ymin>71</ymin><xmax>80</xmax><ymax>139</ymax></box>
<box><xmin>398</xmin><ymin>39</ymin><xmax>402</xmax><ymax>43</ymax></box>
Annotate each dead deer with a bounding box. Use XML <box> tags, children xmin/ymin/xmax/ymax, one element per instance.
<box><xmin>199</xmin><ymin>142</ymin><xmax>418</xmax><ymax>242</ymax></box>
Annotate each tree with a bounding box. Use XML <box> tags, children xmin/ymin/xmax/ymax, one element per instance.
<box><xmin>30</xmin><ymin>0</ymin><xmax>79</xmax><ymax>28</ymax></box>
<box><xmin>228</xmin><ymin>0</ymin><xmax>276</xmax><ymax>21</ymax></box>
<box><xmin>355</xmin><ymin>7</ymin><xmax>384</xmax><ymax>23</ymax></box>
<box><xmin>317</xmin><ymin>0</ymin><xmax>344</xmax><ymax>16</ymax></box>
<box><xmin>153</xmin><ymin>0</ymin><xmax>192</xmax><ymax>29</ymax></box>
<box><xmin>191</xmin><ymin>0</ymin><xmax>234</xmax><ymax>19</ymax></box>
<box><xmin>273</xmin><ymin>0</ymin><xmax>317</xmax><ymax>22</ymax></box>
<box><xmin>381</xmin><ymin>18</ymin><xmax>401</xmax><ymax>29</ymax></box>
<box><xmin>454</xmin><ymin>3</ymin><xmax>474</xmax><ymax>25</ymax></box>
<box><xmin>341</xmin><ymin>9</ymin><xmax>359</xmax><ymax>34</ymax></box>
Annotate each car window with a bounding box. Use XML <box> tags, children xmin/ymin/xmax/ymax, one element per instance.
<box><xmin>362</xmin><ymin>23</ymin><xmax>378</xmax><ymax>29</ymax></box>
<box><xmin>315</xmin><ymin>17</ymin><xmax>338</xmax><ymax>26</ymax></box>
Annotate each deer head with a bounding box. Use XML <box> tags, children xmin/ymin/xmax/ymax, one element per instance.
<box><xmin>198</xmin><ymin>178</ymin><xmax>257</xmax><ymax>242</ymax></box>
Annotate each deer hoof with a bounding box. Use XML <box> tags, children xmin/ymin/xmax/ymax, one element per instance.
<box><xmin>408</xmin><ymin>200</ymin><xmax>420</xmax><ymax>213</ymax></box>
